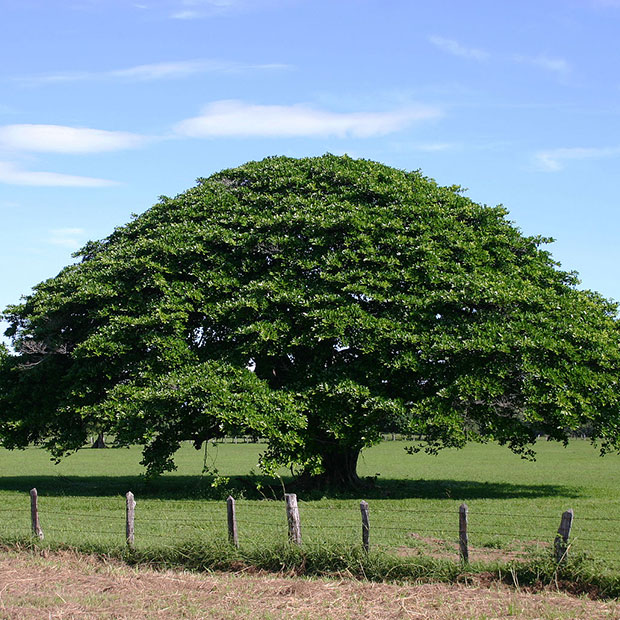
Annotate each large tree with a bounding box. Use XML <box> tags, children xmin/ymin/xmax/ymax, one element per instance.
<box><xmin>2</xmin><ymin>155</ymin><xmax>620</xmax><ymax>485</ymax></box>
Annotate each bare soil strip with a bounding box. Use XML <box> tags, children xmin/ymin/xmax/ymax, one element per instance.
<box><xmin>0</xmin><ymin>549</ymin><xmax>619</xmax><ymax>619</ymax></box>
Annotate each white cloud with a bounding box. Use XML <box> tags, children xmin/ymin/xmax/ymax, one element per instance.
<box><xmin>171</xmin><ymin>0</ymin><xmax>243</xmax><ymax>18</ymax></box>
<box><xmin>0</xmin><ymin>124</ymin><xmax>145</xmax><ymax>154</ymax></box>
<box><xmin>428</xmin><ymin>35</ymin><xmax>571</xmax><ymax>78</ymax></box>
<box><xmin>514</xmin><ymin>54</ymin><xmax>571</xmax><ymax>76</ymax></box>
<box><xmin>49</xmin><ymin>228</ymin><xmax>87</xmax><ymax>249</ymax></box>
<box><xmin>17</xmin><ymin>59</ymin><xmax>291</xmax><ymax>85</ymax></box>
<box><xmin>110</xmin><ymin>59</ymin><xmax>228</xmax><ymax>80</ymax></box>
<box><xmin>174</xmin><ymin>100</ymin><xmax>441</xmax><ymax>139</ymax></box>
<box><xmin>171</xmin><ymin>9</ymin><xmax>203</xmax><ymax>18</ymax></box>
<box><xmin>108</xmin><ymin>59</ymin><xmax>290</xmax><ymax>80</ymax></box>
<box><xmin>18</xmin><ymin>71</ymin><xmax>93</xmax><ymax>85</ymax></box>
<box><xmin>180</xmin><ymin>0</ymin><xmax>238</xmax><ymax>5</ymax></box>
<box><xmin>534</xmin><ymin>147</ymin><xmax>620</xmax><ymax>171</ymax></box>
<box><xmin>428</xmin><ymin>36</ymin><xmax>489</xmax><ymax>61</ymax></box>
<box><xmin>0</xmin><ymin>162</ymin><xmax>117</xmax><ymax>187</ymax></box>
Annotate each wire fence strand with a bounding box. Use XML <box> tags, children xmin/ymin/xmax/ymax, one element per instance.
<box><xmin>3</xmin><ymin>490</ymin><xmax>619</xmax><ymax>569</ymax></box>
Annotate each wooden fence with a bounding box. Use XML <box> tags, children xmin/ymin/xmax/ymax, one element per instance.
<box><xmin>27</xmin><ymin>487</ymin><xmax>575</xmax><ymax>564</ymax></box>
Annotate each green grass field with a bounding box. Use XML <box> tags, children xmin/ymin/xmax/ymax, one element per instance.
<box><xmin>1</xmin><ymin>439</ymin><xmax>619</xmax><ymax>575</ymax></box>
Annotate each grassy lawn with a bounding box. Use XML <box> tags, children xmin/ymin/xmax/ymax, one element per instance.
<box><xmin>0</xmin><ymin>439</ymin><xmax>618</xmax><ymax>574</ymax></box>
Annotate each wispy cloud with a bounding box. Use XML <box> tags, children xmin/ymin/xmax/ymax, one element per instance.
<box><xmin>0</xmin><ymin>162</ymin><xmax>117</xmax><ymax>187</ymax></box>
<box><xmin>428</xmin><ymin>36</ymin><xmax>489</xmax><ymax>61</ymax></box>
<box><xmin>170</xmin><ymin>10</ymin><xmax>204</xmax><ymax>18</ymax></box>
<box><xmin>171</xmin><ymin>0</ymin><xmax>244</xmax><ymax>19</ymax></box>
<box><xmin>49</xmin><ymin>228</ymin><xmax>87</xmax><ymax>249</ymax></box>
<box><xmin>174</xmin><ymin>100</ymin><xmax>442</xmax><ymax>139</ymax></box>
<box><xmin>428</xmin><ymin>36</ymin><xmax>571</xmax><ymax>79</ymax></box>
<box><xmin>16</xmin><ymin>59</ymin><xmax>291</xmax><ymax>86</ymax></box>
<box><xmin>110</xmin><ymin>60</ymin><xmax>210</xmax><ymax>80</ymax></box>
<box><xmin>0</xmin><ymin>124</ymin><xmax>146</xmax><ymax>154</ymax></box>
<box><xmin>514</xmin><ymin>54</ymin><xmax>571</xmax><ymax>76</ymax></box>
<box><xmin>169</xmin><ymin>0</ymin><xmax>301</xmax><ymax>20</ymax></box>
<box><xmin>109</xmin><ymin>59</ymin><xmax>290</xmax><ymax>80</ymax></box>
<box><xmin>534</xmin><ymin>146</ymin><xmax>620</xmax><ymax>171</ymax></box>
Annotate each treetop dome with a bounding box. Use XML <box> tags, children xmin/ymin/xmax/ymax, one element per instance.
<box><xmin>2</xmin><ymin>154</ymin><xmax>619</xmax><ymax>486</ymax></box>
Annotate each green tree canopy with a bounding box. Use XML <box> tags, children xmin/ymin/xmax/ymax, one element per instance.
<box><xmin>2</xmin><ymin>155</ymin><xmax>620</xmax><ymax>485</ymax></box>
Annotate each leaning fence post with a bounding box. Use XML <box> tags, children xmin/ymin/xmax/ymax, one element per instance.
<box><xmin>227</xmin><ymin>495</ymin><xmax>239</xmax><ymax>548</ymax></box>
<box><xmin>285</xmin><ymin>493</ymin><xmax>302</xmax><ymax>545</ymax></box>
<box><xmin>360</xmin><ymin>500</ymin><xmax>370</xmax><ymax>553</ymax></box>
<box><xmin>554</xmin><ymin>509</ymin><xmax>574</xmax><ymax>562</ymax></box>
<box><xmin>459</xmin><ymin>503</ymin><xmax>469</xmax><ymax>563</ymax></box>
<box><xmin>126</xmin><ymin>491</ymin><xmax>136</xmax><ymax>548</ymax></box>
<box><xmin>30</xmin><ymin>488</ymin><xmax>44</xmax><ymax>540</ymax></box>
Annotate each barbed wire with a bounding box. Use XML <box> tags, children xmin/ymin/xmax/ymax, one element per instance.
<box><xmin>468</xmin><ymin>511</ymin><xmax>561</xmax><ymax>519</ymax></box>
<box><xmin>12</xmin><ymin>496</ymin><xmax>620</xmax><ymax>522</ymax></box>
<box><xmin>45</xmin><ymin>527</ymin><xmax>119</xmax><ymax>536</ymax></box>
<box><xmin>23</xmin><ymin>520</ymin><xmax>620</xmax><ymax>549</ymax></box>
<box><xmin>236</xmin><ymin>520</ymin><xmax>286</xmax><ymax>528</ymax></box>
<box><xmin>569</xmin><ymin>536</ymin><xmax>620</xmax><ymax>544</ymax></box>
<box><xmin>579</xmin><ymin>550</ymin><xmax>620</xmax><ymax>558</ymax></box>
<box><xmin>303</xmin><ymin>523</ymin><xmax>359</xmax><ymax>530</ymax></box>
<box><xmin>12</xmin><ymin>513</ymin><xmax>620</xmax><ymax>535</ymax></box>
<box><xmin>376</xmin><ymin>526</ymin><xmax>454</xmax><ymax>534</ymax></box>
<box><xmin>138</xmin><ymin>524</ymin><xmax>218</xmax><ymax>533</ymax></box>
<box><xmin>42</xmin><ymin>510</ymin><xmax>126</xmax><ymax>520</ymax></box>
<box><xmin>137</xmin><ymin>516</ymin><xmax>224</xmax><ymax>526</ymax></box>
<box><xmin>4</xmin><ymin>490</ymin><xmax>620</xmax><ymax>567</ymax></box>
<box><xmin>469</xmin><ymin>526</ymin><xmax>552</xmax><ymax>535</ymax></box>
<box><xmin>300</xmin><ymin>505</ymin><xmax>455</xmax><ymax>515</ymax></box>
<box><xmin>34</xmin><ymin>509</ymin><xmax>620</xmax><ymax>527</ymax></box>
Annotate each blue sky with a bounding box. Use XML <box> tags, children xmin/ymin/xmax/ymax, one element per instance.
<box><xmin>1</xmin><ymin>0</ymin><xmax>620</xmax><ymax>323</ymax></box>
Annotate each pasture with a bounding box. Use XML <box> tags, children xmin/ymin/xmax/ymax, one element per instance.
<box><xmin>0</xmin><ymin>438</ymin><xmax>619</xmax><ymax>578</ymax></box>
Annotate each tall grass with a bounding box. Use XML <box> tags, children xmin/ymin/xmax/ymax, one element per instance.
<box><xmin>4</xmin><ymin>536</ymin><xmax>620</xmax><ymax>600</ymax></box>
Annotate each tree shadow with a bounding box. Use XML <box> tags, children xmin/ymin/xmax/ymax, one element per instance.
<box><xmin>0</xmin><ymin>474</ymin><xmax>267</xmax><ymax>501</ymax></box>
<box><xmin>0</xmin><ymin>474</ymin><xmax>582</xmax><ymax>501</ymax></box>
<box><xmin>354</xmin><ymin>477</ymin><xmax>583</xmax><ymax>501</ymax></box>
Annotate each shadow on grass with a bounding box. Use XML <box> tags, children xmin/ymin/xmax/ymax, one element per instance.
<box><xmin>0</xmin><ymin>474</ymin><xmax>582</xmax><ymax>501</ymax></box>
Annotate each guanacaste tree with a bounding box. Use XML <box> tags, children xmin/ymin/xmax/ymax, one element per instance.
<box><xmin>2</xmin><ymin>155</ymin><xmax>620</xmax><ymax>485</ymax></box>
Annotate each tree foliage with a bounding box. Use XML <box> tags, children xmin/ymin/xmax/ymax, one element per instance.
<box><xmin>2</xmin><ymin>155</ymin><xmax>620</xmax><ymax>483</ymax></box>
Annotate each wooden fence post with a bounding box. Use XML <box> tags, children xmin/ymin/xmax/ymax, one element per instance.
<box><xmin>285</xmin><ymin>493</ymin><xmax>302</xmax><ymax>545</ymax></box>
<box><xmin>459</xmin><ymin>503</ymin><xmax>469</xmax><ymax>563</ymax></box>
<box><xmin>227</xmin><ymin>496</ymin><xmax>239</xmax><ymax>548</ymax></box>
<box><xmin>126</xmin><ymin>491</ymin><xmax>136</xmax><ymax>548</ymax></box>
<box><xmin>554</xmin><ymin>509</ymin><xmax>574</xmax><ymax>562</ymax></box>
<box><xmin>30</xmin><ymin>488</ymin><xmax>44</xmax><ymax>540</ymax></box>
<box><xmin>360</xmin><ymin>500</ymin><xmax>370</xmax><ymax>553</ymax></box>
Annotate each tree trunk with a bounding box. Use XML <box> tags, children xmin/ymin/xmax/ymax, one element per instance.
<box><xmin>92</xmin><ymin>431</ymin><xmax>107</xmax><ymax>449</ymax></box>
<box><xmin>317</xmin><ymin>446</ymin><xmax>362</xmax><ymax>488</ymax></box>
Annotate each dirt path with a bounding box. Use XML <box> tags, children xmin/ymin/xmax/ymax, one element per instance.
<box><xmin>0</xmin><ymin>549</ymin><xmax>618</xmax><ymax>619</ymax></box>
